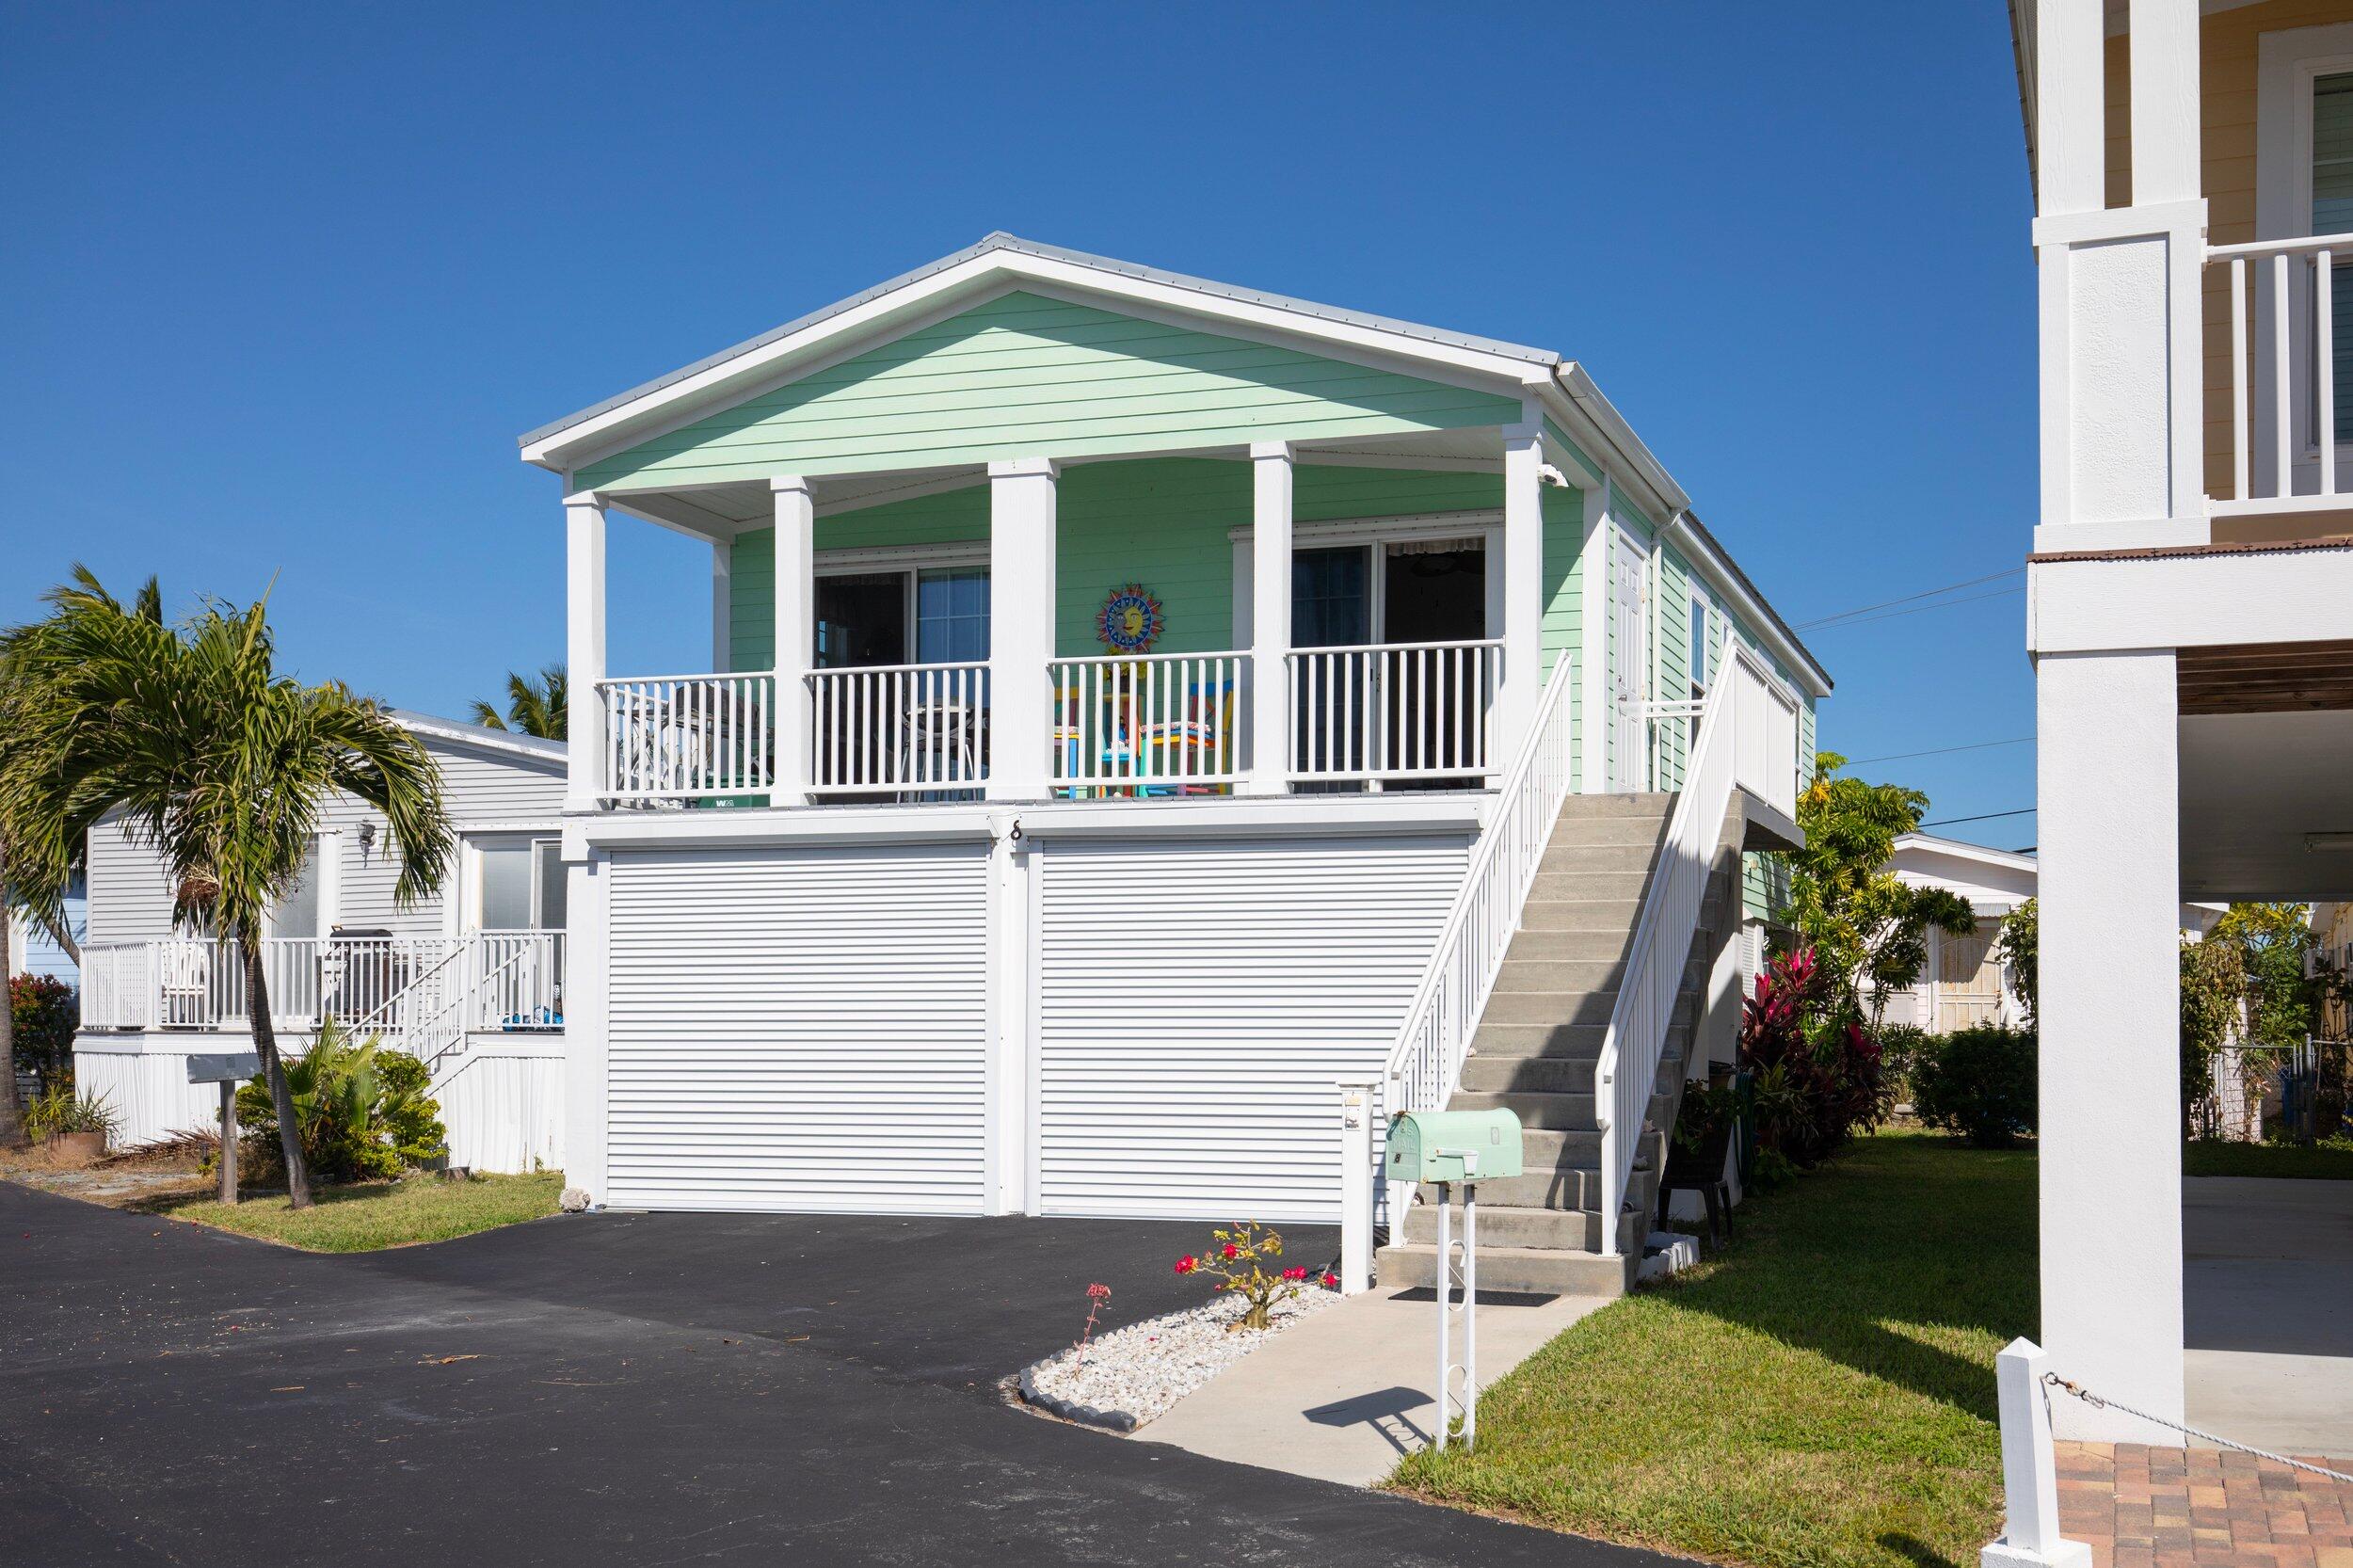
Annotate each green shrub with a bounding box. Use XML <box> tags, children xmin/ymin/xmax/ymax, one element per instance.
<box><xmin>1911</xmin><ymin>1026</ymin><xmax>2038</xmax><ymax>1147</ymax></box>
<box><xmin>1877</xmin><ymin>1023</ymin><xmax>1930</xmax><ymax>1102</ymax></box>
<box><xmin>236</xmin><ymin>1020</ymin><xmax>445</xmax><ymax>1183</ymax></box>
<box><xmin>11</xmin><ymin>974</ymin><xmax>78</xmax><ymax>1086</ymax></box>
<box><xmin>23</xmin><ymin>1081</ymin><xmax>119</xmax><ymax>1142</ymax></box>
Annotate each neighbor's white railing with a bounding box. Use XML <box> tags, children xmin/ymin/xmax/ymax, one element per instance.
<box><xmin>1051</xmin><ymin>650</ymin><xmax>1246</xmax><ymax>794</ymax></box>
<box><xmin>1365</xmin><ymin>648</ymin><xmax>1579</xmax><ymax>1251</ymax></box>
<box><xmin>1289</xmin><ymin>639</ymin><xmax>1503</xmax><ymax>783</ymax></box>
<box><xmin>1593</xmin><ymin>645</ymin><xmax>1800</xmax><ymax>1257</ymax></box>
<box><xmin>2212</xmin><ymin>231</ymin><xmax>2353</xmax><ymax>514</ymax></box>
<box><xmin>79</xmin><ymin>943</ymin><xmax>154</xmax><ymax>1030</ymax></box>
<box><xmin>599</xmin><ymin>672</ymin><xmax>775</xmax><ymax>803</ymax></box>
<box><xmin>808</xmin><ymin>660</ymin><xmax>989</xmax><ymax>796</ymax></box>
<box><xmin>469</xmin><ymin>932</ymin><xmax>566</xmax><ymax>1032</ymax></box>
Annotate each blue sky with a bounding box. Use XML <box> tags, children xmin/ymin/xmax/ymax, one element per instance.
<box><xmin>0</xmin><ymin>3</ymin><xmax>2039</xmax><ymax>847</ymax></box>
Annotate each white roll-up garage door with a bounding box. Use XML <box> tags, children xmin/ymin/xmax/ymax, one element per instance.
<box><xmin>1034</xmin><ymin>834</ymin><xmax>1468</xmax><ymax>1222</ymax></box>
<box><xmin>606</xmin><ymin>842</ymin><xmax>991</xmax><ymax>1214</ymax></box>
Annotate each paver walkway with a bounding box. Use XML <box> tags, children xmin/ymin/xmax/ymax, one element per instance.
<box><xmin>2057</xmin><ymin>1442</ymin><xmax>2353</xmax><ymax>1567</ymax></box>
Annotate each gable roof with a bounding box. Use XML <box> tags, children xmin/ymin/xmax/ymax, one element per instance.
<box><xmin>391</xmin><ymin>709</ymin><xmax>567</xmax><ymax>767</ymax></box>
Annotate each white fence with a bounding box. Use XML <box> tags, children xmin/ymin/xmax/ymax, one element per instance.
<box><xmin>599</xmin><ymin>673</ymin><xmax>774</xmax><ymax>804</ymax></box>
<box><xmin>1050</xmin><ymin>650</ymin><xmax>1245</xmax><ymax>794</ymax></box>
<box><xmin>1594</xmin><ymin>646</ymin><xmax>1800</xmax><ymax>1256</ymax></box>
<box><xmin>808</xmin><ymin>660</ymin><xmax>989</xmax><ymax>796</ymax></box>
<box><xmin>2212</xmin><ymin>231</ymin><xmax>2353</xmax><ymax>513</ymax></box>
<box><xmin>1289</xmin><ymin>640</ymin><xmax>1502</xmax><ymax>784</ymax></box>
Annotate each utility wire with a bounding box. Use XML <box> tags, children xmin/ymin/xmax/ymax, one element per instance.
<box><xmin>1795</xmin><ymin>568</ymin><xmax>2025</xmax><ymax>631</ymax></box>
<box><xmin>1920</xmin><ymin>808</ymin><xmax>2038</xmax><ymax>827</ymax></box>
<box><xmin>1800</xmin><ymin>585</ymin><xmax>2024</xmax><ymax>632</ymax></box>
<box><xmin>1845</xmin><ymin>736</ymin><xmax>2035</xmax><ymax>766</ymax></box>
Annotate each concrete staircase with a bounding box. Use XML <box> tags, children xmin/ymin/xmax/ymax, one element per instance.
<box><xmin>1377</xmin><ymin>792</ymin><xmax>1739</xmax><ymax>1298</ymax></box>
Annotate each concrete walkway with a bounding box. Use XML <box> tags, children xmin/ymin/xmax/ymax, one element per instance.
<box><xmin>2185</xmin><ymin>1176</ymin><xmax>2353</xmax><ymax>1459</ymax></box>
<box><xmin>1138</xmin><ymin>1286</ymin><xmax>1608</xmax><ymax>1486</ymax></box>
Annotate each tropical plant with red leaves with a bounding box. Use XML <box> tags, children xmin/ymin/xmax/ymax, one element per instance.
<box><xmin>1739</xmin><ymin>945</ymin><xmax>1890</xmax><ymax>1170</ymax></box>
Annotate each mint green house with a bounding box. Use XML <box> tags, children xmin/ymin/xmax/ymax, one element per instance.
<box><xmin>525</xmin><ymin>235</ymin><xmax>1829</xmax><ymax>1289</ymax></box>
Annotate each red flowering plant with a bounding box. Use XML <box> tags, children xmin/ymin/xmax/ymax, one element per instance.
<box><xmin>1172</xmin><ymin>1221</ymin><xmax>1312</xmax><ymax>1332</ymax></box>
<box><xmin>1737</xmin><ymin>944</ymin><xmax>1891</xmax><ymax>1172</ymax></box>
<box><xmin>1073</xmin><ymin>1282</ymin><xmax>1112</xmax><ymax>1367</ymax></box>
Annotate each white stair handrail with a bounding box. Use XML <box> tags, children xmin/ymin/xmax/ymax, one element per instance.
<box><xmin>1593</xmin><ymin>644</ymin><xmax>1801</xmax><ymax>1256</ymax></box>
<box><xmin>1373</xmin><ymin>649</ymin><xmax>1581</xmax><ymax>1215</ymax></box>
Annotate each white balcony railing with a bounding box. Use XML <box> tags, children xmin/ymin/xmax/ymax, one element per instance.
<box><xmin>1288</xmin><ymin>639</ymin><xmax>1503</xmax><ymax>783</ymax></box>
<box><xmin>78</xmin><ymin>934</ymin><xmax>566</xmax><ymax>1053</ymax></box>
<box><xmin>2212</xmin><ymin>231</ymin><xmax>2353</xmax><ymax>515</ymax></box>
<box><xmin>1050</xmin><ymin>650</ymin><xmax>1245</xmax><ymax>795</ymax></box>
<box><xmin>599</xmin><ymin>673</ymin><xmax>774</xmax><ymax>804</ymax></box>
<box><xmin>808</xmin><ymin>660</ymin><xmax>989</xmax><ymax>797</ymax></box>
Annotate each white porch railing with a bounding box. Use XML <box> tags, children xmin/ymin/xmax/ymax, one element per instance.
<box><xmin>599</xmin><ymin>673</ymin><xmax>775</xmax><ymax>804</ymax></box>
<box><xmin>2211</xmin><ymin>231</ymin><xmax>2353</xmax><ymax>514</ymax></box>
<box><xmin>1372</xmin><ymin>649</ymin><xmax>1580</xmax><ymax>1233</ymax></box>
<box><xmin>77</xmin><ymin>934</ymin><xmax>566</xmax><ymax>1064</ymax></box>
<box><xmin>1050</xmin><ymin>650</ymin><xmax>1245</xmax><ymax>794</ymax></box>
<box><xmin>808</xmin><ymin>660</ymin><xmax>989</xmax><ymax>796</ymax></box>
<box><xmin>1289</xmin><ymin>640</ymin><xmax>1503</xmax><ymax>783</ymax></box>
<box><xmin>1593</xmin><ymin>645</ymin><xmax>1801</xmax><ymax>1257</ymax></box>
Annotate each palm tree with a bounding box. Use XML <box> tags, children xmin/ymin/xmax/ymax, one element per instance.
<box><xmin>0</xmin><ymin>568</ymin><xmax>453</xmax><ymax>1206</ymax></box>
<box><xmin>470</xmin><ymin>664</ymin><xmax>566</xmax><ymax>740</ymax></box>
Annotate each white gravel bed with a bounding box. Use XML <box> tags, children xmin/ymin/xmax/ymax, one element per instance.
<box><xmin>1020</xmin><ymin>1285</ymin><xmax>1341</xmax><ymax>1431</ymax></box>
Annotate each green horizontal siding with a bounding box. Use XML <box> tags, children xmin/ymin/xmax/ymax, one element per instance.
<box><xmin>581</xmin><ymin>292</ymin><xmax>1522</xmax><ymax>490</ymax></box>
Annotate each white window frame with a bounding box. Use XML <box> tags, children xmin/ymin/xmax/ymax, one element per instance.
<box><xmin>1229</xmin><ymin>510</ymin><xmax>1504</xmax><ymax>648</ymax></box>
<box><xmin>812</xmin><ymin>540</ymin><xmax>991</xmax><ymax>666</ymax></box>
<box><xmin>2256</xmin><ymin>23</ymin><xmax>2353</xmax><ymax>472</ymax></box>
<box><xmin>464</xmin><ymin>832</ymin><xmax>567</xmax><ymax>933</ymax></box>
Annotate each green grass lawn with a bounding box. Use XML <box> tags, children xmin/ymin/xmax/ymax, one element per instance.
<box><xmin>2184</xmin><ymin>1138</ymin><xmax>2353</xmax><ymax>1179</ymax></box>
<box><xmin>140</xmin><ymin>1172</ymin><xmax>565</xmax><ymax>1252</ymax></box>
<box><xmin>1390</xmin><ymin>1130</ymin><xmax>2031</xmax><ymax>1568</ymax></box>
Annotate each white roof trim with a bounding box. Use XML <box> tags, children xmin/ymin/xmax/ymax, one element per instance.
<box><xmin>1892</xmin><ymin>832</ymin><xmax>2039</xmax><ymax>873</ymax></box>
<box><xmin>520</xmin><ymin>233</ymin><xmax>1557</xmax><ymax>472</ymax></box>
<box><xmin>391</xmin><ymin>710</ymin><xmax>568</xmax><ymax>767</ymax></box>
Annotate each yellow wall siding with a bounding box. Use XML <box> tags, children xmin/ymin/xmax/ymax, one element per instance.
<box><xmin>580</xmin><ymin>292</ymin><xmax>1522</xmax><ymax>491</ymax></box>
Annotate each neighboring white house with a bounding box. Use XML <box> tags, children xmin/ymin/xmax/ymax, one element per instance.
<box><xmin>2012</xmin><ymin>0</ymin><xmax>2353</xmax><ymax>1442</ymax></box>
<box><xmin>523</xmin><ymin>234</ymin><xmax>1829</xmax><ymax>1288</ymax></box>
<box><xmin>9</xmin><ymin>870</ymin><xmax>84</xmax><ymax>985</ymax></box>
<box><xmin>72</xmin><ymin>711</ymin><xmax>569</xmax><ymax>1174</ymax></box>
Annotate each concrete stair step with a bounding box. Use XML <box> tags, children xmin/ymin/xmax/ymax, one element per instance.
<box><xmin>1529</xmin><ymin>871</ymin><xmax>1651</xmax><ymax>903</ymax></box>
<box><xmin>1399</xmin><ymin>1201</ymin><xmax>1641</xmax><ymax>1253</ymax></box>
<box><xmin>1470</xmin><ymin>1021</ymin><xmax>1693</xmax><ymax>1061</ymax></box>
<box><xmin>1447</xmin><ymin>1088</ymin><xmax>1597</xmax><ymax>1130</ymax></box>
<box><xmin>1547</xmin><ymin>814</ymin><xmax>1672</xmax><ymax>848</ymax></box>
<box><xmin>1503</xmin><ymin>929</ymin><xmax>1633</xmax><ymax>964</ymax></box>
<box><xmin>1519</xmin><ymin>898</ymin><xmax>1642</xmax><ymax>933</ymax></box>
<box><xmin>1376</xmin><ymin>1241</ymin><xmax>1632</xmax><ymax>1299</ymax></box>
<box><xmin>1480</xmin><ymin>987</ymin><xmax>1700</xmax><ymax>1029</ymax></box>
<box><xmin>1551</xmin><ymin>792</ymin><xmax>1675</xmax><ymax>818</ymax></box>
<box><xmin>1458</xmin><ymin>1053</ymin><xmax>1595</xmax><ymax>1094</ymax></box>
<box><xmin>1492</xmin><ymin>957</ymin><xmax>1625</xmax><ymax>995</ymax></box>
<box><xmin>1450</xmin><ymin>1161</ymin><xmax>1659</xmax><ymax>1213</ymax></box>
<box><xmin>1537</xmin><ymin>841</ymin><xmax>1657</xmax><ymax>875</ymax></box>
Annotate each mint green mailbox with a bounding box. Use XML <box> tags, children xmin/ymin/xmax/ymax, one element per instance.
<box><xmin>1386</xmin><ymin>1109</ymin><xmax>1523</xmax><ymax>1184</ymax></box>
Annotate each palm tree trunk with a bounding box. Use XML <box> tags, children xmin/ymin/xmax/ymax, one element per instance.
<box><xmin>241</xmin><ymin>931</ymin><xmax>311</xmax><ymax>1208</ymax></box>
<box><xmin>0</xmin><ymin>858</ymin><xmax>21</xmax><ymax>1148</ymax></box>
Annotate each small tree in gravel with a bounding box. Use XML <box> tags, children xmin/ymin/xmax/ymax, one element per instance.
<box><xmin>1172</xmin><ymin>1222</ymin><xmax>1332</xmax><ymax>1331</ymax></box>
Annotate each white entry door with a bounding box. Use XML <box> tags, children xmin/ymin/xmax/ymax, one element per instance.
<box><xmin>1608</xmin><ymin>520</ymin><xmax>1651</xmax><ymax>792</ymax></box>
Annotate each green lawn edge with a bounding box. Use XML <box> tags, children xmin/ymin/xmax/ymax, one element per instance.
<box><xmin>1386</xmin><ymin>1130</ymin><xmax>2030</xmax><ymax>1568</ymax></box>
<box><xmin>138</xmin><ymin>1171</ymin><xmax>566</xmax><ymax>1252</ymax></box>
<box><xmin>2184</xmin><ymin>1139</ymin><xmax>2353</xmax><ymax>1180</ymax></box>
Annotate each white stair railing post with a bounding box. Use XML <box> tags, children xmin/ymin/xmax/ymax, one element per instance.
<box><xmin>1982</xmin><ymin>1338</ymin><xmax>2092</xmax><ymax>1568</ymax></box>
<box><xmin>1337</xmin><ymin>1079</ymin><xmax>1377</xmax><ymax>1295</ymax></box>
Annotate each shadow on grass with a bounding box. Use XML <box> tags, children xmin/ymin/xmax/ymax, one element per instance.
<box><xmin>1654</xmin><ymin>1131</ymin><xmax>2037</xmax><ymax>1425</ymax></box>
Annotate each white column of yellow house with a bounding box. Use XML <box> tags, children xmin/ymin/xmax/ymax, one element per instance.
<box><xmin>987</xmin><ymin>458</ymin><xmax>1058</xmax><ymax>799</ymax></box>
<box><xmin>770</xmin><ymin>475</ymin><xmax>816</xmax><ymax>807</ymax></box>
<box><xmin>1246</xmin><ymin>440</ymin><xmax>1294</xmax><ymax>794</ymax></box>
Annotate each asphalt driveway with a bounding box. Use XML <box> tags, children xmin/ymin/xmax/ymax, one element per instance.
<box><xmin>0</xmin><ymin>1184</ymin><xmax>1670</xmax><ymax>1567</ymax></box>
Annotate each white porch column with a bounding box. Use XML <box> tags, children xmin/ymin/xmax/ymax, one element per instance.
<box><xmin>987</xmin><ymin>458</ymin><xmax>1058</xmax><ymax>800</ymax></box>
<box><xmin>1245</xmin><ymin>441</ymin><xmax>1294</xmax><ymax>795</ymax></box>
<box><xmin>711</xmin><ymin>537</ymin><xmax>733</xmax><ymax>673</ymax></box>
<box><xmin>770</xmin><ymin>476</ymin><xmax>815</xmax><ymax>807</ymax></box>
<box><xmin>1577</xmin><ymin>480</ymin><xmax>1611</xmax><ymax>793</ymax></box>
<box><xmin>564</xmin><ymin>492</ymin><xmax>607</xmax><ymax>813</ymax></box>
<box><xmin>1496</xmin><ymin>422</ymin><xmax>1546</xmax><ymax>765</ymax></box>
<box><xmin>2037</xmin><ymin>648</ymin><xmax>2185</xmax><ymax>1441</ymax></box>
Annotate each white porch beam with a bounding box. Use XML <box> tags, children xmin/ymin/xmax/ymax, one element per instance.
<box><xmin>2037</xmin><ymin>648</ymin><xmax>2185</xmax><ymax>1441</ymax></box>
<box><xmin>564</xmin><ymin>491</ymin><xmax>607</xmax><ymax>813</ymax></box>
<box><xmin>1496</xmin><ymin>420</ymin><xmax>1546</xmax><ymax>765</ymax></box>
<box><xmin>2035</xmin><ymin>0</ymin><xmax>2106</xmax><ymax>218</ymax></box>
<box><xmin>987</xmin><ymin>458</ymin><xmax>1059</xmax><ymax>800</ymax></box>
<box><xmin>1246</xmin><ymin>441</ymin><xmax>1295</xmax><ymax>795</ymax></box>
<box><xmin>772</xmin><ymin>476</ymin><xmax>816</xmax><ymax>807</ymax></box>
<box><xmin>2129</xmin><ymin>0</ymin><xmax>2200</xmax><ymax>207</ymax></box>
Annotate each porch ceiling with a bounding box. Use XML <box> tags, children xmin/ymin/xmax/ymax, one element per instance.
<box><xmin>2179</xmin><ymin>709</ymin><xmax>2353</xmax><ymax>899</ymax></box>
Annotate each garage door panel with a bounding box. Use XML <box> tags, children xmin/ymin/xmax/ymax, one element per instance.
<box><xmin>607</xmin><ymin>843</ymin><xmax>989</xmax><ymax>1215</ymax></box>
<box><xmin>1035</xmin><ymin>834</ymin><xmax>1466</xmax><ymax>1221</ymax></box>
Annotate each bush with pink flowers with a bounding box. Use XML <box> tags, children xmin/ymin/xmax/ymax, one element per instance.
<box><xmin>1172</xmin><ymin>1220</ymin><xmax>1335</xmax><ymax>1331</ymax></box>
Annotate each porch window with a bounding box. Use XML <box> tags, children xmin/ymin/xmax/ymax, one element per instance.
<box><xmin>478</xmin><ymin>838</ymin><xmax>565</xmax><ymax>931</ymax></box>
<box><xmin>815</xmin><ymin>565</ymin><xmax>991</xmax><ymax>666</ymax></box>
<box><xmin>264</xmin><ymin>837</ymin><xmax>325</xmax><ymax>941</ymax></box>
<box><xmin>2317</xmin><ymin>72</ymin><xmax>2353</xmax><ymax>443</ymax></box>
<box><xmin>916</xmin><ymin>567</ymin><xmax>990</xmax><ymax>663</ymax></box>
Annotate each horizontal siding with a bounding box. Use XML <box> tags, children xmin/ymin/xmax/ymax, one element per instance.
<box><xmin>1035</xmin><ymin>834</ymin><xmax>1469</xmax><ymax>1222</ymax></box>
<box><xmin>582</xmin><ymin>292</ymin><xmax>1522</xmax><ymax>490</ymax></box>
<box><xmin>604</xmin><ymin>844</ymin><xmax>991</xmax><ymax>1214</ymax></box>
<box><xmin>83</xmin><ymin>736</ymin><xmax>564</xmax><ymax>943</ymax></box>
